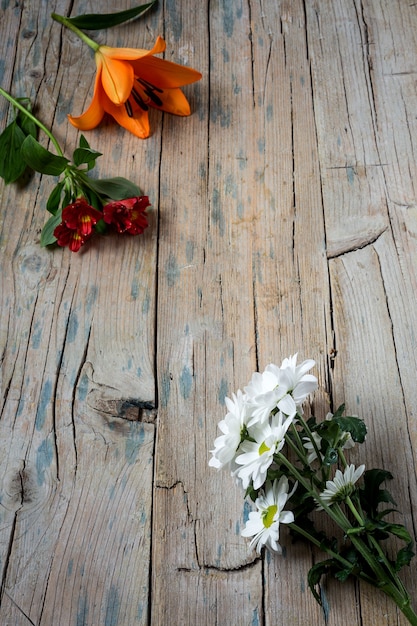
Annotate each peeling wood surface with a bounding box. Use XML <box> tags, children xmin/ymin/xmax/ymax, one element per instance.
<box><xmin>1</xmin><ymin>1</ymin><xmax>417</xmax><ymax>625</ymax></box>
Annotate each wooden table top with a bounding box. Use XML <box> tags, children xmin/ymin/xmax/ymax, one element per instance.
<box><xmin>1</xmin><ymin>1</ymin><xmax>416</xmax><ymax>624</ymax></box>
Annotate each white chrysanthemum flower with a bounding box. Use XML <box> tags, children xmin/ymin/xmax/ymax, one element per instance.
<box><xmin>241</xmin><ymin>476</ymin><xmax>295</xmax><ymax>554</ymax></box>
<box><xmin>244</xmin><ymin>355</ymin><xmax>318</xmax><ymax>427</ymax></box>
<box><xmin>234</xmin><ymin>412</ymin><xmax>293</xmax><ymax>489</ymax></box>
<box><xmin>209</xmin><ymin>390</ymin><xmax>248</xmax><ymax>470</ymax></box>
<box><xmin>317</xmin><ymin>464</ymin><xmax>365</xmax><ymax>509</ymax></box>
<box><xmin>279</xmin><ymin>353</ymin><xmax>318</xmax><ymax>409</ymax></box>
<box><xmin>244</xmin><ymin>367</ymin><xmax>289</xmax><ymax>426</ymax></box>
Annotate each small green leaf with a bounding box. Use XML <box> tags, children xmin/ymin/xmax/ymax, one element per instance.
<box><xmin>317</xmin><ymin>419</ymin><xmax>341</xmax><ymax>443</ymax></box>
<box><xmin>18</xmin><ymin>111</ymin><xmax>37</xmax><ymax>140</ymax></box>
<box><xmin>386</xmin><ymin>523</ymin><xmax>413</xmax><ymax>544</ymax></box>
<box><xmin>333</xmin><ymin>415</ymin><xmax>367</xmax><ymax>443</ymax></box>
<box><xmin>307</xmin><ymin>560</ymin><xmax>336</xmax><ymax>605</ymax></box>
<box><xmin>83</xmin><ymin>187</ymin><xmax>102</xmax><ymax>210</ymax></box>
<box><xmin>66</xmin><ymin>1</ymin><xmax>157</xmax><ymax>30</ymax></box>
<box><xmin>86</xmin><ymin>176</ymin><xmax>142</xmax><ymax>200</ymax></box>
<box><xmin>331</xmin><ymin>404</ymin><xmax>346</xmax><ymax>419</ymax></box>
<box><xmin>359</xmin><ymin>468</ymin><xmax>396</xmax><ymax>518</ymax></box>
<box><xmin>41</xmin><ymin>211</ymin><xmax>63</xmax><ymax>247</ymax></box>
<box><xmin>46</xmin><ymin>181</ymin><xmax>66</xmax><ymax>214</ymax></box>
<box><xmin>79</xmin><ymin>134</ymin><xmax>90</xmax><ymax>149</ymax></box>
<box><xmin>395</xmin><ymin>543</ymin><xmax>415</xmax><ymax>571</ymax></box>
<box><xmin>21</xmin><ymin>135</ymin><xmax>69</xmax><ymax>175</ymax></box>
<box><xmin>0</xmin><ymin>121</ymin><xmax>27</xmax><ymax>184</ymax></box>
<box><xmin>72</xmin><ymin>146</ymin><xmax>102</xmax><ymax>168</ymax></box>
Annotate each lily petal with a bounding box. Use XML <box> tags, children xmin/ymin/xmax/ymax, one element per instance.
<box><xmin>99</xmin><ymin>54</ymin><xmax>134</xmax><ymax>104</ymax></box>
<box><xmin>68</xmin><ymin>72</ymin><xmax>105</xmax><ymax>130</ymax></box>
<box><xmin>105</xmin><ymin>99</ymin><xmax>151</xmax><ymax>139</ymax></box>
<box><xmin>150</xmin><ymin>87</ymin><xmax>192</xmax><ymax>116</ymax></box>
<box><xmin>131</xmin><ymin>56</ymin><xmax>202</xmax><ymax>89</ymax></box>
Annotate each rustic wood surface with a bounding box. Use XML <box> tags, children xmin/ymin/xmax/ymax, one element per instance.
<box><xmin>1</xmin><ymin>1</ymin><xmax>416</xmax><ymax>625</ymax></box>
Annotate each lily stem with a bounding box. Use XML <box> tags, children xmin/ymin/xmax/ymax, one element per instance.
<box><xmin>51</xmin><ymin>13</ymin><xmax>100</xmax><ymax>52</ymax></box>
<box><xmin>0</xmin><ymin>87</ymin><xmax>64</xmax><ymax>157</ymax></box>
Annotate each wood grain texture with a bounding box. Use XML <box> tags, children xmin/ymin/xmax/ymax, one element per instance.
<box><xmin>1</xmin><ymin>0</ymin><xmax>417</xmax><ymax>625</ymax></box>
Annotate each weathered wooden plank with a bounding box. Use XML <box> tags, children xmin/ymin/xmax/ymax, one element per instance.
<box><xmin>1</xmin><ymin>1</ymin><xmax>157</xmax><ymax>624</ymax></box>
<box><xmin>306</xmin><ymin>1</ymin><xmax>417</xmax><ymax>623</ymax></box>
<box><xmin>329</xmin><ymin>242</ymin><xmax>417</xmax><ymax>625</ymax></box>
<box><xmin>151</xmin><ymin>1</ymin><xmax>266</xmax><ymax>623</ymax></box>
<box><xmin>248</xmin><ymin>3</ymin><xmax>334</xmax><ymax>624</ymax></box>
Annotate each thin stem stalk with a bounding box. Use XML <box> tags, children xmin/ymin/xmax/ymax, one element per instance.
<box><xmin>51</xmin><ymin>13</ymin><xmax>100</xmax><ymax>51</ymax></box>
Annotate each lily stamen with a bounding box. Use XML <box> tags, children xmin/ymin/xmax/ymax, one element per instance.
<box><xmin>131</xmin><ymin>88</ymin><xmax>149</xmax><ymax>111</ymax></box>
<box><xmin>137</xmin><ymin>78</ymin><xmax>164</xmax><ymax>107</ymax></box>
<box><xmin>137</xmin><ymin>78</ymin><xmax>163</xmax><ymax>94</ymax></box>
<box><xmin>125</xmin><ymin>100</ymin><xmax>133</xmax><ymax>118</ymax></box>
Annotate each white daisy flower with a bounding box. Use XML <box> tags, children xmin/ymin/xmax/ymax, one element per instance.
<box><xmin>241</xmin><ymin>476</ymin><xmax>295</xmax><ymax>554</ymax></box>
<box><xmin>279</xmin><ymin>353</ymin><xmax>318</xmax><ymax>409</ymax></box>
<box><xmin>244</xmin><ymin>355</ymin><xmax>318</xmax><ymax>427</ymax></box>
<box><xmin>317</xmin><ymin>464</ymin><xmax>365</xmax><ymax>508</ymax></box>
<box><xmin>209</xmin><ymin>390</ymin><xmax>248</xmax><ymax>470</ymax></box>
<box><xmin>244</xmin><ymin>367</ymin><xmax>288</xmax><ymax>426</ymax></box>
<box><xmin>234</xmin><ymin>412</ymin><xmax>293</xmax><ymax>489</ymax></box>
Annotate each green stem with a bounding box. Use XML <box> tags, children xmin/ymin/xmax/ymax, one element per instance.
<box><xmin>399</xmin><ymin>602</ymin><xmax>417</xmax><ymax>626</ymax></box>
<box><xmin>275</xmin><ymin>452</ymin><xmax>350</xmax><ymax>530</ymax></box>
<box><xmin>289</xmin><ymin>522</ymin><xmax>379</xmax><ymax>588</ymax></box>
<box><xmin>51</xmin><ymin>13</ymin><xmax>100</xmax><ymax>52</ymax></box>
<box><xmin>338</xmin><ymin>448</ymin><xmax>349</xmax><ymax>469</ymax></box>
<box><xmin>345</xmin><ymin>495</ymin><xmax>365</xmax><ymax>527</ymax></box>
<box><xmin>297</xmin><ymin>414</ymin><xmax>322</xmax><ymax>464</ymax></box>
<box><xmin>345</xmin><ymin>496</ymin><xmax>410</xmax><ymax>600</ymax></box>
<box><xmin>0</xmin><ymin>87</ymin><xmax>64</xmax><ymax>157</ymax></box>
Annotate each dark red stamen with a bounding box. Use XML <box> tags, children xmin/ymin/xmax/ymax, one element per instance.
<box><xmin>136</xmin><ymin>78</ymin><xmax>164</xmax><ymax>107</ymax></box>
<box><xmin>132</xmin><ymin>88</ymin><xmax>149</xmax><ymax>111</ymax></box>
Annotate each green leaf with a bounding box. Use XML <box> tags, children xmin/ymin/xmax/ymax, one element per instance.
<box><xmin>307</xmin><ymin>560</ymin><xmax>337</xmax><ymax>605</ymax></box>
<box><xmin>386</xmin><ymin>523</ymin><xmax>413</xmax><ymax>544</ymax></box>
<box><xmin>0</xmin><ymin>121</ymin><xmax>27</xmax><ymax>184</ymax></box>
<box><xmin>331</xmin><ymin>404</ymin><xmax>346</xmax><ymax>419</ymax></box>
<box><xmin>17</xmin><ymin>111</ymin><xmax>37</xmax><ymax>140</ymax></box>
<box><xmin>21</xmin><ymin>135</ymin><xmax>69</xmax><ymax>175</ymax></box>
<box><xmin>72</xmin><ymin>146</ymin><xmax>102</xmax><ymax>168</ymax></box>
<box><xmin>46</xmin><ymin>181</ymin><xmax>66</xmax><ymax>214</ymax></box>
<box><xmin>86</xmin><ymin>176</ymin><xmax>142</xmax><ymax>200</ymax></box>
<box><xmin>79</xmin><ymin>134</ymin><xmax>90</xmax><ymax>149</ymax></box>
<box><xmin>83</xmin><ymin>187</ymin><xmax>102</xmax><ymax>210</ymax></box>
<box><xmin>66</xmin><ymin>1</ymin><xmax>157</xmax><ymax>30</ymax></box>
<box><xmin>41</xmin><ymin>210</ymin><xmax>63</xmax><ymax>247</ymax></box>
<box><xmin>395</xmin><ymin>543</ymin><xmax>415</xmax><ymax>571</ymax></box>
<box><xmin>359</xmin><ymin>469</ymin><xmax>396</xmax><ymax>518</ymax></box>
<box><xmin>333</xmin><ymin>415</ymin><xmax>367</xmax><ymax>443</ymax></box>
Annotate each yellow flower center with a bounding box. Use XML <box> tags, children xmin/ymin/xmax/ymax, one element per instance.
<box><xmin>258</xmin><ymin>441</ymin><xmax>270</xmax><ymax>455</ymax></box>
<box><xmin>262</xmin><ymin>505</ymin><xmax>278</xmax><ymax>528</ymax></box>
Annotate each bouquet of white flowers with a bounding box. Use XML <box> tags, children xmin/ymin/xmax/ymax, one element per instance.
<box><xmin>209</xmin><ymin>354</ymin><xmax>417</xmax><ymax>625</ymax></box>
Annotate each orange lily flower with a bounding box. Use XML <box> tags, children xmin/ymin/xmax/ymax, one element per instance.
<box><xmin>69</xmin><ymin>36</ymin><xmax>202</xmax><ymax>138</ymax></box>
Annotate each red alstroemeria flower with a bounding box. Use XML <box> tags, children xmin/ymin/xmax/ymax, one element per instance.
<box><xmin>103</xmin><ymin>196</ymin><xmax>150</xmax><ymax>235</ymax></box>
<box><xmin>54</xmin><ymin>222</ymin><xmax>87</xmax><ymax>252</ymax></box>
<box><xmin>61</xmin><ymin>198</ymin><xmax>103</xmax><ymax>235</ymax></box>
<box><xmin>68</xmin><ymin>37</ymin><xmax>202</xmax><ymax>139</ymax></box>
<box><xmin>54</xmin><ymin>198</ymin><xmax>103</xmax><ymax>251</ymax></box>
